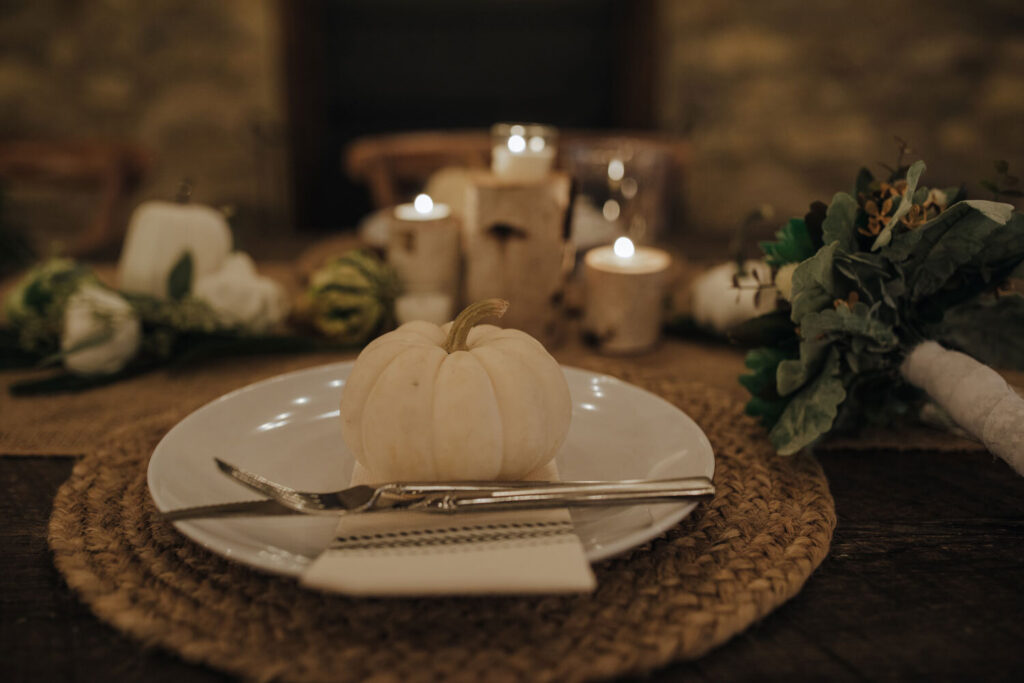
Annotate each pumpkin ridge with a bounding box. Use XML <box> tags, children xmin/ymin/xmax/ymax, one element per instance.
<box><xmin>353</xmin><ymin>347</ymin><xmax>409</xmax><ymax>471</ymax></box>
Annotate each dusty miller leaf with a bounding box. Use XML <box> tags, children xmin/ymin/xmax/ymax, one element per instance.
<box><xmin>799</xmin><ymin>303</ymin><xmax>899</xmax><ymax>351</ymax></box>
<box><xmin>821</xmin><ymin>192</ymin><xmax>858</xmax><ymax>253</ymax></box>
<box><xmin>769</xmin><ymin>348</ymin><xmax>846</xmax><ymax>455</ymax></box>
<box><xmin>790</xmin><ymin>241</ymin><xmax>840</xmax><ymax>324</ymax></box>
<box><xmin>777</xmin><ymin>339</ymin><xmax>830</xmax><ymax>396</ymax></box>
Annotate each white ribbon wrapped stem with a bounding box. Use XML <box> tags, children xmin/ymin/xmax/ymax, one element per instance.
<box><xmin>901</xmin><ymin>341</ymin><xmax>1024</xmax><ymax>476</ymax></box>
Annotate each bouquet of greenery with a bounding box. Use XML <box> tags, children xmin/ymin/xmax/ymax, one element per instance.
<box><xmin>737</xmin><ymin>159</ymin><xmax>1024</xmax><ymax>475</ymax></box>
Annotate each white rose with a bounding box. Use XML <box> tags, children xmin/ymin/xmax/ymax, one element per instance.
<box><xmin>62</xmin><ymin>284</ymin><xmax>141</xmax><ymax>375</ymax></box>
<box><xmin>193</xmin><ymin>252</ymin><xmax>290</xmax><ymax>332</ymax></box>
<box><xmin>691</xmin><ymin>260</ymin><xmax>777</xmax><ymax>333</ymax></box>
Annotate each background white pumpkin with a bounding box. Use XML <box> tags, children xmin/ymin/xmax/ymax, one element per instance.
<box><xmin>117</xmin><ymin>200</ymin><xmax>232</xmax><ymax>298</ymax></box>
<box><xmin>340</xmin><ymin>299</ymin><xmax>572</xmax><ymax>481</ymax></box>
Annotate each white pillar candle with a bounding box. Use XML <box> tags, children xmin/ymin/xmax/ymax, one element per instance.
<box><xmin>490</xmin><ymin>123</ymin><xmax>557</xmax><ymax>182</ymax></box>
<box><xmin>583</xmin><ymin>237</ymin><xmax>672</xmax><ymax>354</ymax></box>
<box><xmin>395</xmin><ymin>292</ymin><xmax>453</xmax><ymax>325</ymax></box>
<box><xmin>387</xmin><ymin>194</ymin><xmax>461</xmax><ymax>300</ymax></box>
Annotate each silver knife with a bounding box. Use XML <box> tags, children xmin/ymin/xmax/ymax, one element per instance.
<box><xmin>161</xmin><ymin>476</ymin><xmax>715</xmax><ymax>520</ymax></box>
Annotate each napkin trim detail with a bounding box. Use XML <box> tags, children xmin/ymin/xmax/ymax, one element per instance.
<box><xmin>328</xmin><ymin>520</ymin><xmax>578</xmax><ymax>555</ymax></box>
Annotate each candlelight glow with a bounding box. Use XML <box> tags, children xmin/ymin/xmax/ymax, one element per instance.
<box><xmin>414</xmin><ymin>193</ymin><xmax>434</xmax><ymax>214</ymax></box>
<box><xmin>507</xmin><ymin>134</ymin><xmax>526</xmax><ymax>153</ymax></box>
<box><xmin>613</xmin><ymin>236</ymin><xmax>635</xmax><ymax>258</ymax></box>
<box><xmin>528</xmin><ymin>135</ymin><xmax>545</xmax><ymax>152</ymax></box>
<box><xmin>607</xmin><ymin>158</ymin><xmax>625</xmax><ymax>181</ymax></box>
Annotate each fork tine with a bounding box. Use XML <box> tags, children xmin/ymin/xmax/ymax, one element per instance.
<box><xmin>214</xmin><ymin>458</ymin><xmax>309</xmax><ymax>511</ymax></box>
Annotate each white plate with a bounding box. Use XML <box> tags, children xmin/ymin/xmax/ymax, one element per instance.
<box><xmin>147</xmin><ymin>362</ymin><xmax>714</xmax><ymax>576</ymax></box>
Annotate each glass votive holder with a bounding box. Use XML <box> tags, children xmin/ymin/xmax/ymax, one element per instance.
<box><xmin>490</xmin><ymin>122</ymin><xmax>558</xmax><ymax>181</ymax></box>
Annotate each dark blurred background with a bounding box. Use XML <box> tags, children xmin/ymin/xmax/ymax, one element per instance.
<box><xmin>1</xmin><ymin>0</ymin><xmax>1022</xmax><ymax>257</ymax></box>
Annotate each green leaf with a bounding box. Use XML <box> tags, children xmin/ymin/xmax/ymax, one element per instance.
<box><xmin>884</xmin><ymin>200</ymin><xmax>1014</xmax><ymax>300</ymax></box>
<box><xmin>36</xmin><ymin>326</ymin><xmax>114</xmax><ymax>367</ymax></box>
<box><xmin>931</xmin><ymin>294</ymin><xmax>1024</xmax><ymax>370</ymax></box>
<box><xmin>769</xmin><ymin>348</ymin><xmax>846</xmax><ymax>455</ymax></box>
<box><xmin>872</xmin><ymin>160</ymin><xmax>926</xmax><ymax>250</ymax></box>
<box><xmin>821</xmin><ymin>192</ymin><xmax>858</xmax><ymax>252</ymax></box>
<box><xmin>790</xmin><ymin>242</ymin><xmax>840</xmax><ymax>324</ymax></box>
<box><xmin>777</xmin><ymin>339</ymin><xmax>830</xmax><ymax>395</ymax></box>
<box><xmin>759</xmin><ymin>218</ymin><xmax>817</xmax><ymax>267</ymax></box>
<box><xmin>799</xmin><ymin>303</ymin><xmax>899</xmax><ymax>350</ymax></box>
<box><xmin>741</xmin><ymin>345</ymin><xmax>797</xmax><ymax>429</ymax></box>
<box><xmin>167</xmin><ymin>251</ymin><xmax>194</xmax><ymax>301</ymax></box>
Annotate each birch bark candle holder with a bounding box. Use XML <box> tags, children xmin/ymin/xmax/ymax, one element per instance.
<box><xmin>461</xmin><ymin>170</ymin><xmax>573</xmax><ymax>347</ymax></box>
<box><xmin>583</xmin><ymin>237</ymin><xmax>672</xmax><ymax>354</ymax></box>
<box><xmin>387</xmin><ymin>193</ymin><xmax>460</xmax><ymax>323</ymax></box>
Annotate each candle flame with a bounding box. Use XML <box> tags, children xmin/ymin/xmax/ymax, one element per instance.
<box><xmin>613</xmin><ymin>236</ymin><xmax>635</xmax><ymax>258</ymax></box>
<box><xmin>414</xmin><ymin>193</ymin><xmax>433</xmax><ymax>214</ymax></box>
<box><xmin>507</xmin><ymin>134</ymin><xmax>526</xmax><ymax>153</ymax></box>
<box><xmin>607</xmin><ymin>158</ymin><xmax>625</xmax><ymax>181</ymax></box>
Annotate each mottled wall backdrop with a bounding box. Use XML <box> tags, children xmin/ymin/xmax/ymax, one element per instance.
<box><xmin>657</xmin><ymin>0</ymin><xmax>1024</xmax><ymax>240</ymax></box>
<box><xmin>0</xmin><ymin>0</ymin><xmax>287</xmax><ymax>252</ymax></box>
<box><xmin>1</xmin><ymin>0</ymin><xmax>1021</xmax><ymax>252</ymax></box>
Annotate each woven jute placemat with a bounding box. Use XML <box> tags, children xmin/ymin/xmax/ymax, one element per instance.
<box><xmin>49</xmin><ymin>376</ymin><xmax>835</xmax><ymax>683</ymax></box>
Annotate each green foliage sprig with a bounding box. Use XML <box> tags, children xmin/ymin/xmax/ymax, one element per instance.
<box><xmin>739</xmin><ymin>159</ymin><xmax>1024</xmax><ymax>454</ymax></box>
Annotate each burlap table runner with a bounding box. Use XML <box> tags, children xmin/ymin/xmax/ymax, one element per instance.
<box><xmin>49</xmin><ymin>377</ymin><xmax>835</xmax><ymax>682</ymax></box>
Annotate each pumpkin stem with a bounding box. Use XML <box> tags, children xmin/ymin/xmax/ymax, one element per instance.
<box><xmin>443</xmin><ymin>298</ymin><xmax>509</xmax><ymax>353</ymax></box>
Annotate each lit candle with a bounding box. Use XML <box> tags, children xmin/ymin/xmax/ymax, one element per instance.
<box><xmin>583</xmin><ymin>237</ymin><xmax>672</xmax><ymax>354</ymax></box>
<box><xmin>394</xmin><ymin>193</ymin><xmax>452</xmax><ymax>221</ymax></box>
<box><xmin>387</xmin><ymin>194</ymin><xmax>460</xmax><ymax>302</ymax></box>
<box><xmin>490</xmin><ymin>123</ymin><xmax>557</xmax><ymax>182</ymax></box>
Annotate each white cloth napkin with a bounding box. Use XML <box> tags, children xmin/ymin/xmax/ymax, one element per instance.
<box><xmin>300</xmin><ymin>463</ymin><xmax>596</xmax><ymax>596</ymax></box>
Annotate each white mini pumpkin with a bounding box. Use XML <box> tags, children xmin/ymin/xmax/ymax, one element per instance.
<box><xmin>340</xmin><ymin>299</ymin><xmax>572</xmax><ymax>481</ymax></box>
<box><xmin>117</xmin><ymin>200</ymin><xmax>232</xmax><ymax>298</ymax></box>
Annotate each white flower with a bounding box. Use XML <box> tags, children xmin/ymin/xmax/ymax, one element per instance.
<box><xmin>62</xmin><ymin>284</ymin><xmax>141</xmax><ymax>375</ymax></box>
<box><xmin>193</xmin><ymin>252</ymin><xmax>290</xmax><ymax>332</ymax></box>
<box><xmin>691</xmin><ymin>260</ymin><xmax>777</xmax><ymax>333</ymax></box>
<box><xmin>775</xmin><ymin>262</ymin><xmax>799</xmax><ymax>302</ymax></box>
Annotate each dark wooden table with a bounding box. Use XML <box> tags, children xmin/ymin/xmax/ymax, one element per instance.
<box><xmin>3</xmin><ymin>445</ymin><xmax>1023</xmax><ymax>682</ymax></box>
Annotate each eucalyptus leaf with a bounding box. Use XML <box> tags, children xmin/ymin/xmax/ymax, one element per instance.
<box><xmin>769</xmin><ymin>348</ymin><xmax>846</xmax><ymax>455</ymax></box>
<box><xmin>822</xmin><ymin>192</ymin><xmax>858</xmax><ymax>252</ymax></box>
<box><xmin>871</xmin><ymin>160</ymin><xmax>926</xmax><ymax>250</ymax></box>
<box><xmin>167</xmin><ymin>251</ymin><xmax>194</xmax><ymax>301</ymax></box>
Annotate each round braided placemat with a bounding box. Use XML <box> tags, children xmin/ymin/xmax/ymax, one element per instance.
<box><xmin>49</xmin><ymin>378</ymin><xmax>835</xmax><ymax>683</ymax></box>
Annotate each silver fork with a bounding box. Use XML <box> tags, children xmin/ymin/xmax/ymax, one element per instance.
<box><xmin>214</xmin><ymin>458</ymin><xmax>716</xmax><ymax>516</ymax></box>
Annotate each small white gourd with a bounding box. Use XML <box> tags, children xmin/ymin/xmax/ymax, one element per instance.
<box><xmin>117</xmin><ymin>199</ymin><xmax>232</xmax><ymax>298</ymax></box>
<box><xmin>340</xmin><ymin>299</ymin><xmax>572</xmax><ymax>481</ymax></box>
